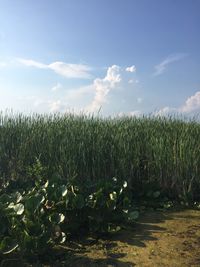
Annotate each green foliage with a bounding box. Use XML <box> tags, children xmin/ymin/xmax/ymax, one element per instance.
<box><xmin>0</xmin><ymin>112</ymin><xmax>199</xmax><ymax>200</ymax></box>
<box><xmin>0</xmin><ymin>172</ymin><xmax>136</xmax><ymax>258</ymax></box>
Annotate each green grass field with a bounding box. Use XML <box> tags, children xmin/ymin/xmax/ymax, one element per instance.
<box><xmin>0</xmin><ymin>112</ymin><xmax>199</xmax><ymax>201</ymax></box>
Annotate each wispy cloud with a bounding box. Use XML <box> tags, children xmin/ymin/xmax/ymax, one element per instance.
<box><xmin>17</xmin><ymin>58</ymin><xmax>46</xmax><ymax>69</ymax></box>
<box><xmin>153</xmin><ymin>53</ymin><xmax>187</xmax><ymax>76</ymax></box>
<box><xmin>17</xmin><ymin>58</ymin><xmax>92</xmax><ymax>79</ymax></box>
<box><xmin>155</xmin><ymin>91</ymin><xmax>200</xmax><ymax>116</ymax></box>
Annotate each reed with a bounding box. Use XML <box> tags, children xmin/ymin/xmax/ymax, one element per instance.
<box><xmin>0</xmin><ymin>112</ymin><xmax>199</xmax><ymax>200</ymax></box>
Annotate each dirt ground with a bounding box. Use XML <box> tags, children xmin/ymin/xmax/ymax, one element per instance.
<box><xmin>56</xmin><ymin>209</ymin><xmax>200</xmax><ymax>267</ymax></box>
<box><xmin>1</xmin><ymin>209</ymin><xmax>200</xmax><ymax>267</ymax></box>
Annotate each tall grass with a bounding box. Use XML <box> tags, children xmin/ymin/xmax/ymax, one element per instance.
<box><xmin>0</xmin><ymin>112</ymin><xmax>199</xmax><ymax>200</ymax></box>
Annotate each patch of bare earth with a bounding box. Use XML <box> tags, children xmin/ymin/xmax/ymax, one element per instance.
<box><xmin>56</xmin><ymin>209</ymin><xmax>200</xmax><ymax>267</ymax></box>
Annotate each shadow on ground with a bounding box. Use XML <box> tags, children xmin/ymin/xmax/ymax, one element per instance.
<box><xmin>2</xmin><ymin>210</ymin><xmax>200</xmax><ymax>267</ymax></box>
<box><xmin>40</xmin><ymin>211</ymin><xmax>170</xmax><ymax>266</ymax></box>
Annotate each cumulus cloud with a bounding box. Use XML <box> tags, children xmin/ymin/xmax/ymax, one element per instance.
<box><xmin>86</xmin><ymin>65</ymin><xmax>122</xmax><ymax>112</ymax></box>
<box><xmin>153</xmin><ymin>53</ymin><xmax>187</xmax><ymax>76</ymax></box>
<box><xmin>155</xmin><ymin>91</ymin><xmax>200</xmax><ymax>116</ymax></box>
<box><xmin>126</xmin><ymin>65</ymin><xmax>136</xmax><ymax>73</ymax></box>
<box><xmin>16</xmin><ymin>63</ymin><xmax>138</xmax><ymax>115</ymax></box>
<box><xmin>180</xmin><ymin>91</ymin><xmax>200</xmax><ymax>113</ymax></box>
<box><xmin>47</xmin><ymin>64</ymin><xmax>138</xmax><ymax>114</ymax></box>
<box><xmin>17</xmin><ymin>58</ymin><xmax>92</xmax><ymax>79</ymax></box>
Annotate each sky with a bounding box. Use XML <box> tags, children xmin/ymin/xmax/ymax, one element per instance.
<box><xmin>0</xmin><ymin>0</ymin><xmax>200</xmax><ymax>117</ymax></box>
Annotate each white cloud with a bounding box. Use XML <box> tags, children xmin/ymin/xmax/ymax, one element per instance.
<box><xmin>49</xmin><ymin>100</ymin><xmax>64</xmax><ymax>112</ymax></box>
<box><xmin>86</xmin><ymin>65</ymin><xmax>121</xmax><ymax>112</ymax></box>
<box><xmin>129</xmin><ymin>110</ymin><xmax>142</xmax><ymax>117</ymax></box>
<box><xmin>51</xmin><ymin>83</ymin><xmax>62</xmax><ymax>92</ymax></box>
<box><xmin>14</xmin><ymin>63</ymin><xmax>139</xmax><ymax>115</ymax></box>
<box><xmin>180</xmin><ymin>91</ymin><xmax>200</xmax><ymax>113</ymax></box>
<box><xmin>17</xmin><ymin>58</ymin><xmax>47</xmax><ymax>69</ymax></box>
<box><xmin>17</xmin><ymin>58</ymin><xmax>92</xmax><ymax>79</ymax></box>
<box><xmin>48</xmin><ymin>62</ymin><xmax>91</xmax><ymax>79</ymax></box>
<box><xmin>48</xmin><ymin>100</ymin><xmax>86</xmax><ymax>115</ymax></box>
<box><xmin>155</xmin><ymin>91</ymin><xmax>200</xmax><ymax>116</ymax></box>
<box><xmin>126</xmin><ymin>65</ymin><xmax>136</xmax><ymax>73</ymax></box>
<box><xmin>153</xmin><ymin>53</ymin><xmax>187</xmax><ymax>76</ymax></box>
<box><xmin>47</xmin><ymin>64</ymin><xmax>138</xmax><ymax>114</ymax></box>
<box><xmin>118</xmin><ymin>110</ymin><xmax>142</xmax><ymax>118</ymax></box>
<box><xmin>154</xmin><ymin>106</ymin><xmax>176</xmax><ymax>116</ymax></box>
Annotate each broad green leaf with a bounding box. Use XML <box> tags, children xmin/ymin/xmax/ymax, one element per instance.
<box><xmin>11</xmin><ymin>191</ymin><xmax>23</xmax><ymax>203</ymax></box>
<box><xmin>44</xmin><ymin>180</ymin><xmax>49</xmax><ymax>188</ymax></box>
<box><xmin>61</xmin><ymin>185</ymin><xmax>68</xmax><ymax>197</ymax></box>
<box><xmin>123</xmin><ymin>181</ymin><xmax>128</xmax><ymax>188</ymax></box>
<box><xmin>109</xmin><ymin>191</ymin><xmax>117</xmax><ymax>201</ymax></box>
<box><xmin>25</xmin><ymin>194</ymin><xmax>45</xmax><ymax>213</ymax></box>
<box><xmin>50</xmin><ymin>213</ymin><xmax>65</xmax><ymax>224</ymax></box>
<box><xmin>25</xmin><ymin>220</ymin><xmax>45</xmax><ymax>236</ymax></box>
<box><xmin>0</xmin><ymin>237</ymin><xmax>18</xmax><ymax>254</ymax></box>
<box><xmin>14</xmin><ymin>203</ymin><xmax>24</xmax><ymax>215</ymax></box>
<box><xmin>59</xmin><ymin>232</ymin><xmax>66</xmax><ymax>244</ymax></box>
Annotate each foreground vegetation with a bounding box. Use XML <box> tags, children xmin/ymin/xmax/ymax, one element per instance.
<box><xmin>0</xmin><ymin>112</ymin><xmax>200</xmax><ymax>264</ymax></box>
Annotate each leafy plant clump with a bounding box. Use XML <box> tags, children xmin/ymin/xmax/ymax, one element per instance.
<box><xmin>0</xmin><ymin>172</ymin><xmax>138</xmax><ymax>259</ymax></box>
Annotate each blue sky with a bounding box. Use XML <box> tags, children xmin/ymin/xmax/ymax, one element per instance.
<box><xmin>0</xmin><ymin>0</ymin><xmax>200</xmax><ymax>116</ymax></box>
